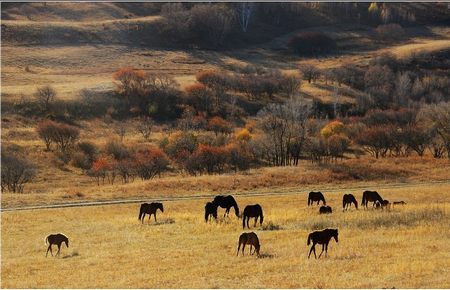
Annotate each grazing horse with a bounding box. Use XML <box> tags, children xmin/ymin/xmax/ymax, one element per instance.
<box><xmin>205</xmin><ymin>202</ymin><xmax>218</xmax><ymax>223</ymax></box>
<box><xmin>362</xmin><ymin>190</ymin><xmax>384</xmax><ymax>209</ymax></box>
<box><xmin>307</xmin><ymin>228</ymin><xmax>338</xmax><ymax>259</ymax></box>
<box><xmin>45</xmin><ymin>233</ymin><xmax>69</xmax><ymax>257</ymax></box>
<box><xmin>343</xmin><ymin>194</ymin><xmax>358</xmax><ymax>210</ymax></box>
<box><xmin>381</xmin><ymin>199</ymin><xmax>390</xmax><ymax>210</ymax></box>
<box><xmin>308</xmin><ymin>191</ymin><xmax>326</xmax><ymax>206</ymax></box>
<box><xmin>242</xmin><ymin>204</ymin><xmax>264</xmax><ymax>229</ymax></box>
<box><xmin>213</xmin><ymin>195</ymin><xmax>239</xmax><ymax>217</ymax></box>
<box><xmin>138</xmin><ymin>202</ymin><xmax>164</xmax><ymax>223</ymax></box>
<box><xmin>319</xmin><ymin>205</ymin><xmax>332</xmax><ymax>214</ymax></box>
<box><xmin>393</xmin><ymin>201</ymin><xmax>407</xmax><ymax>207</ymax></box>
<box><xmin>237</xmin><ymin>232</ymin><xmax>260</xmax><ymax>257</ymax></box>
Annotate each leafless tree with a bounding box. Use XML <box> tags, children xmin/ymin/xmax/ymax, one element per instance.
<box><xmin>136</xmin><ymin>116</ymin><xmax>154</xmax><ymax>141</ymax></box>
<box><xmin>34</xmin><ymin>85</ymin><xmax>56</xmax><ymax>112</ymax></box>
<box><xmin>235</xmin><ymin>2</ymin><xmax>254</xmax><ymax>33</ymax></box>
<box><xmin>1</xmin><ymin>152</ymin><xmax>36</xmax><ymax>193</ymax></box>
<box><xmin>417</xmin><ymin>102</ymin><xmax>450</xmax><ymax>158</ymax></box>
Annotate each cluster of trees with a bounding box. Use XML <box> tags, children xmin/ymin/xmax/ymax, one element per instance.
<box><xmin>288</xmin><ymin>32</ymin><xmax>337</xmax><ymax>55</ymax></box>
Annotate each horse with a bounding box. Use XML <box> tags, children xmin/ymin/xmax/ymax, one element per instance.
<box><xmin>307</xmin><ymin>228</ymin><xmax>338</xmax><ymax>259</ymax></box>
<box><xmin>237</xmin><ymin>232</ymin><xmax>260</xmax><ymax>257</ymax></box>
<box><xmin>361</xmin><ymin>190</ymin><xmax>384</xmax><ymax>209</ymax></box>
<box><xmin>393</xmin><ymin>201</ymin><xmax>407</xmax><ymax>207</ymax></box>
<box><xmin>205</xmin><ymin>202</ymin><xmax>218</xmax><ymax>223</ymax></box>
<box><xmin>45</xmin><ymin>233</ymin><xmax>69</xmax><ymax>257</ymax></box>
<box><xmin>138</xmin><ymin>202</ymin><xmax>164</xmax><ymax>223</ymax></box>
<box><xmin>319</xmin><ymin>205</ymin><xmax>332</xmax><ymax>214</ymax></box>
<box><xmin>242</xmin><ymin>204</ymin><xmax>264</xmax><ymax>229</ymax></box>
<box><xmin>381</xmin><ymin>199</ymin><xmax>390</xmax><ymax>210</ymax></box>
<box><xmin>213</xmin><ymin>195</ymin><xmax>239</xmax><ymax>218</ymax></box>
<box><xmin>308</xmin><ymin>191</ymin><xmax>326</xmax><ymax>206</ymax></box>
<box><xmin>343</xmin><ymin>193</ymin><xmax>358</xmax><ymax>210</ymax></box>
<box><xmin>375</xmin><ymin>200</ymin><xmax>382</xmax><ymax>209</ymax></box>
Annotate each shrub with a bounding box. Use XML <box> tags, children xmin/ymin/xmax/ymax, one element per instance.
<box><xmin>185</xmin><ymin>83</ymin><xmax>215</xmax><ymax>115</ymax></box>
<box><xmin>105</xmin><ymin>140</ymin><xmax>130</xmax><ymax>160</ymax></box>
<box><xmin>36</xmin><ymin>120</ymin><xmax>80</xmax><ymax>153</ymax></box>
<box><xmin>34</xmin><ymin>85</ymin><xmax>57</xmax><ymax>112</ymax></box>
<box><xmin>375</xmin><ymin>24</ymin><xmax>405</xmax><ymax>41</ymax></box>
<box><xmin>163</xmin><ymin>131</ymin><xmax>198</xmax><ymax>159</ymax></box>
<box><xmin>89</xmin><ymin>156</ymin><xmax>116</xmax><ymax>185</ymax></box>
<box><xmin>186</xmin><ymin>144</ymin><xmax>228</xmax><ymax>174</ymax></box>
<box><xmin>1</xmin><ymin>151</ymin><xmax>36</xmax><ymax>193</ymax></box>
<box><xmin>207</xmin><ymin>116</ymin><xmax>232</xmax><ymax>135</ymax></box>
<box><xmin>320</xmin><ymin>120</ymin><xmax>346</xmax><ymax>139</ymax></box>
<box><xmin>288</xmin><ymin>32</ymin><xmax>337</xmax><ymax>55</ymax></box>
<box><xmin>134</xmin><ymin>147</ymin><xmax>170</xmax><ymax>180</ymax></box>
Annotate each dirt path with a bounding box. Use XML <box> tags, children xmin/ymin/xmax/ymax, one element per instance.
<box><xmin>2</xmin><ymin>180</ymin><xmax>449</xmax><ymax>212</ymax></box>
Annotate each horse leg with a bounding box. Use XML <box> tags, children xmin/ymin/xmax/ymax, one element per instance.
<box><xmin>237</xmin><ymin>243</ymin><xmax>241</xmax><ymax>256</ymax></box>
<box><xmin>242</xmin><ymin>243</ymin><xmax>246</xmax><ymax>256</ymax></box>
<box><xmin>254</xmin><ymin>217</ymin><xmax>257</xmax><ymax>227</ymax></box>
<box><xmin>250</xmin><ymin>245</ymin><xmax>253</xmax><ymax>255</ymax></box>
<box><xmin>247</xmin><ymin>218</ymin><xmax>250</xmax><ymax>229</ymax></box>
<box><xmin>154</xmin><ymin>213</ymin><xmax>157</xmax><ymax>222</ymax></box>
<box><xmin>318</xmin><ymin>244</ymin><xmax>325</xmax><ymax>258</ymax></box>
<box><xmin>308</xmin><ymin>245</ymin><xmax>314</xmax><ymax>259</ymax></box>
<box><xmin>57</xmin><ymin>244</ymin><xmax>61</xmax><ymax>256</ymax></box>
<box><xmin>325</xmin><ymin>243</ymin><xmax>329</xmax><ymax>257</ymax></box>
<box><xmin>46</xmin><ymin>245</ymin><xmax>52</xmax><ymax>257</ymax></box>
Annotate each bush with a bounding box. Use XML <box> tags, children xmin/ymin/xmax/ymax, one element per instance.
<box><xmin>1</xmin><ymin>151</ymin><xmax>36</xmax><ymax>193</ymax></box>
<box><xmin>185</xmin><ymin>144</ymin><xmax>228</xmax><ymax>175</ymax></box>
<box><xmin>207</xmin><ymin>116</ymin><xmax>232</xmax><ymax>135</ymax></box>
<box><xmin>375</xmin><ymin>24</ymin><xmax>405</xmax><ymax>41</ymax></box>
<box><xmin>36</xmin><ymin>120</ymin><xmax>80</xmax><ymax>153</ymax></box>
<box><xmin>105</xmin><ymin>140</ymin><xmax>130</xmax><ymax>160</ymax></box>
<box><xmin>288</xmin><ymin>32</ymin><xmax>337</xmax><ymax>55</ymax></box>
<box><xmin>134</xmin><ymin>147</ymin><xmax>170</xmax><ymax>180</ymax></box>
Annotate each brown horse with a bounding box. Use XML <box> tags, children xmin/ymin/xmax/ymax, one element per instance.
<box><xmin>205</xmin><ymin>201</ymin><xmax>218</xmax><ymax>222</ymax></box>
<box><xmin>381</xmin><ymin>199</ymin><xmax>390</xmax><ymax>210</ymax></box>
<box><xmin>342</xmin><ymin>194</ymin><xmax>358</xmax><ymax>210</ymax></box>
<box><xmin>237</xmin><ymin>232</ymin><xmax>260</xmax><ymax>257</ymax></box>
<box><xmin>319</xmin><ymin>205</ymin><xmax>332</xmax><ymax>214</ymax></box>
<box><xmin>138</xmin><ymin>202</ymin><xmax>164</xmax><ymax>223</ymax></box>
<box><xmin>213</xmin><ymin>195</ymin><xmax>239</xmax><ymax>217</ymax></box>
<box><xmin>307</xmin><ymin>228</ymin><xmax>338</xmax><ymax>259</ymax></box>
<box><xmin>362</xmin><ymin>190</ymin><xmax>383</xmax><ymax>209</ymax></box>
<box><xmin>308</xmin><ymin>191</ymin><xmax>326</xmax><ymax>206</ymax></box>
<box><xmin>45</xmin><ymin>233</ymin><xmax>69</xmax><ymax>257</ymax></box>
<box><xmin>242</xmin><ymin>204</ymin><xmax>264</xmax><ymax>229</ymax></box>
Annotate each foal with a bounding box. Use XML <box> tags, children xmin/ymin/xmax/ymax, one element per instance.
<box><xmin>307</xmin><ymin>228</ymin><xmax>338</xmax><ymax>259</ymax></box>
<box><xmin>319</xmin><ymin>205</ymin><xmax>332</xmax><ymax>214</ymax></box>
<box><xmin>45</xmin><ymin>233</ymin><xmax>69</xmax><ymax>257</ymax></box>
<box><xmin>237</xmin><ymin>232</ymin><xmax>260</xmax><ymax>257</ymax></box>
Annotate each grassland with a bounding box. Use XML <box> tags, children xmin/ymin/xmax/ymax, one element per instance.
<box><xmin>2</xmin><ymin>183</ymin><xmax>450</xmax><ymax>288</ymax></box>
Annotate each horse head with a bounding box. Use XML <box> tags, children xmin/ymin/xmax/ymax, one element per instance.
<box><xmin>159</xmin><ymin>203</ymin><xmax>164</xmax><ymax>213</ymax></box>
<box><xmin>64</xmin><ymin>237</ymin><xmax>69</xmax><ymax>248</ymax></box>
<box><xmin>333</xmin><ymin>229</ymin><xmax>338</xmax><ymax>243</ymax></box>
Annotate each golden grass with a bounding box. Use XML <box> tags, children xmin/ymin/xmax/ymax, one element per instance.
<box><xmin>2</xmin><ymin>184</ymin><xmax>450</xmax><ymax>288</ymax></box>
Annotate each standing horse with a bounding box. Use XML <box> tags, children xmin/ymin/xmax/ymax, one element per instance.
<box><xmin>205</xmin><ymin>202</ymin><xmax>218</xmax><ymax>223</ymax></box>
<box><xmin>319</xmin><ymin>205</ymin><xmax>332</xmax><ymax>214</ymax></box>
<box><xmin>308</xmin><ymin>191</ymin><xmax>326</xmax><ymax>206</ymax></box>
<box><xmin>307</xmin><ymin>228</ymin><xmax>338</xmax><ymax>259</ymax></box>
<box><xmin>343</xmin><ymin>194</ymin><xmax>358</xmax><ymax>210</ymax></box>
<box><xmin>242</xmin><ymin>204</ymin><xmax>264</xmax><ymax>229</ymax></box>
<box><xmin>138</xmin><ymin>202</ymin><xmax>164</xmax><ymax>223</ymax></box>
<box><xmin>237</xmin><ymin>232</ymin><xmax>260</xmax><ymax>257</ymax></box>
<box><xmin>361</xmin><ymin>190</ymin><xmax>384</xmax><ymax>209</ymax></box>
<box><xmin>213</xmin><ymin>195</ymin><xmax>239</xmax><ymax>217</ymax></box>
<box><xmin>45</xmin><ymin>233</ymin><xmax>69</xmax><ymax>257</ymax></box>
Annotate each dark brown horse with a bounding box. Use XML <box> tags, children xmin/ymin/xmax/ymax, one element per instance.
<box><xmin>393</xmin><ymin>201</ymin><xmax>407</xmax><ymax>207</ymax></box>
<box><xmin>308</xmin><ymin>191</ymin><xmax>326</xmax><ymax>206</ymax></box>
<box><xmin>242</xmin><ymin>204</ymin><xmax>264</xmax><ymax>229</ymax></box>
<box><xmin>307</xmin><ymin>228</ymin><xmax>338</xmax><ymax>259</ymax></box>
<box><xmin>381</xmin><ymin>199</ymin><xmax>390</xmax><ymax>210</ymax></box>
<box><xmin>213</xmin><ymin>195</ymin><xmax>239</xmax><ymax>217</ymax></box>
<box><xmin>319</xmin><ymin>205</ymin><xmax>332</xmax><ymax>214</ymax></box>
<box><xmin>362</xmin><ymin>190</ymin><xmax>383</xmax><ymax>209</ymax></box>
<box><xmin>343</xmin><ymin>193</ymin><xmax>358</xmax><ymax>210</ymax></box>
<box><xmin>237</xmin><ymin>232</ymin><xmax>260</xmax><ymax>256</ymax></box>
<box><xmin>138</xmin><ymin>202</ymin><xmax>164</xmax><ymax>223</ymax></box>
<box><xmin>45</xmin><ymin>233</ymin><xmax>69</xmax><ymax>257</ymax></box>
<box><xmin>205</xmin><ymin>201</ymin><xmax>218</xmax><ymax>222</ymax></box>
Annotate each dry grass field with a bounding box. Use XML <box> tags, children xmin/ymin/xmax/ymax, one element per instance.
<box><xmin>2</xmin><ymin>183</ymin><xmax>450</xmax><ymax>288</ymax></box>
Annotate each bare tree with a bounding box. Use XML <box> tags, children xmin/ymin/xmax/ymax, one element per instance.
<box><xmin>300</xmin><ymin>65</ymin><xmax>320</xmax><ymax>83</ymax></box>
<box><xmin>1</xmin><ymin>152</ymin><xmax>36</xmax><ymax>193</ymax></box>
<box><xmin>115</xmin><ymin>124</ymin><xmax>126</xmax><ymax>142</ymax></box>
<box><xmin>136</xmin><ymin>116</ymin><xmax>154</xmax><ymax>141</ymax></box>
<box><xmin>394</xmin><ymin>72</ymin><xmax>412</xmax><ymax>106</ymax></box>
<box><xmin>417</xmin><ymin>102</ymin><xmax>450</xmax><ymax>158</ymax></box>
<box><xmin>235</xmin><ymin>2</ymin><xmax>254</xmax><ymax>33</ymax></box>
<box><xmin>280</xmin><ymin>73</ymin><xmax>302</xmax><ymax>98</ymax></box>
<box><xmin>34</xmin><ymin>85</ymin><xmax>56</xmax><ymax>112</ymax></box>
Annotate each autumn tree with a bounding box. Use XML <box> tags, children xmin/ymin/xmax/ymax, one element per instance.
<box><xmin>207</xmin><ymin>116</ymin><xmax>232</xmax><ymax>135</ymax></box>
<box><xmin>136</xmin><ymin>116</ymin><xmax>154</xmax><ymax>141</ymax></box>
<box><xmin>34</xmin><ymin>85</ymin><xmax>57</xmax><ymax>112</ymax></box>
<box><xmin>134</xmin><ymin>147</ymin><xmax>169</xmax><ymax>180</ymax></box>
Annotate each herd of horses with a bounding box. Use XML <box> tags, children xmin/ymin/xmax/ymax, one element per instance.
<box><xmin>45</xmin><ymin>190</ymin><xmax>406</xmax><ymax>259</ymax></box>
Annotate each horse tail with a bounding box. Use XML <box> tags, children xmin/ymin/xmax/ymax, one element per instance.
<box><xmin>307</xmin><ymin>233</ymin><xmax>312</xmax><ymax>246</ymax></box>
<box><xmin>362</xmin><ymin>192</ymin><xmax>366</xmax><ymax>206</ymax></box>
<box><xmin>242</xmin><ymin>215</ymin><xmax>246</xmax><ymax>229</ymax></box>
<box><xmin>45</xmin><ymin>236</ymin><xmax>49</xmax><ymax>245</ymax></box>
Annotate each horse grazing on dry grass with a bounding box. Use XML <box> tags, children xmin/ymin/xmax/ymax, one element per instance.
<box><xmin>242</xmin><ymin>204</ymin><xmax>264</xmax><ymax>229</ymax></box>
<box><xmin>138</xmin><ymin>202</ymin><xmax>164</xmax><ymax>223</ymax></box>
<box><xmin>213</xmin><ymin>195</ymin><xmax>239</xmax><ymax>217</ymax></box>
<box><xmin>308</xmin><ymin>191</ymin><xmax>326</xmax><ymax>206</ymax></box>
<box><xmin>237</xmin><ymin>232</ymin><xmax>260</xmax><ymax>257</ymax></box>
<box><xmin>319</xmin><ymin>205</ymin><xmax>332</xmax><ymax>214</ymax></box>
<box><xmin>343</xmin><ymin>194</ymin><xmax>358</xmax><ymax>210</ymax></box>
<box><xmin>393</xmin><ymin>201</ymin><xmax>407</xmax><ymax>207</ymax></box>
<box><xmin>205</xmin><ymin>202</ymin><xmax>218</xmax><ymax>222</ymax></box>
<box><xmin>381</xmin><ymin>199</ymin><xmax>390</xmax><ymax>210</ymax></box>
<box><xmin>45</xmin><ymin>233</ymin><xmax>69</xmax><ymax>257</ymax></box>
<box><xmin>362</xmin><ymin>190</ymin><xmax>383</xmax><ymax>209</ymax></box>
<box><xmin>307</xmin><ymin>228</ymin><xmax>338</xmax><ymax>259</ymax></box>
